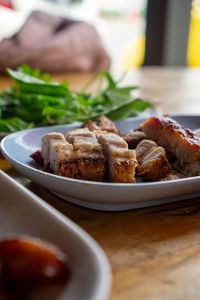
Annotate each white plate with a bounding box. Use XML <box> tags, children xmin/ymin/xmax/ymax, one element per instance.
<box><xmin>0</xmin><ymin>170</ymin><xmax>111</xmax><ymax>300</ymax></box>
<box><xmin>1</xmin><ymin>115</ymin><xmax>200</xmax><ymax>211</ymax></box>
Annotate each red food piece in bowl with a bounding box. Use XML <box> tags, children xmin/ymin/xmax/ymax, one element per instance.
<box><xmin>0</xmin><ymin>237</ymin><xmax>70</xmax><ymax>296</ymax></box>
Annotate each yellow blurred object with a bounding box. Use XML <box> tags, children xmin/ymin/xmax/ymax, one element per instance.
<box><xmin>187</xmin><ymin>1</ymin><xmax>200</xmax><ymax>66</ymax></box>
<box><xmin>0</xmin><ymin>158</ymin><xmax>11</xmax><ymax>171</ymax></box>
<box><xmin>123</xmin><ymin>35</ymin><xmax>145</xmax><ymax>70</ymax></box>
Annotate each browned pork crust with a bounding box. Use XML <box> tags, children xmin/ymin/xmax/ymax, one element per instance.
<box><xmin>41</xmin><ymin>132</ymin><xmax>78</xmax><ymax>178</ymax></box>
<box><xmin>96</xmin><ymin>131</ymin><xmax>137</xmax><ymax>183</ymax></box>
<box><xmin>136</xmin><ymin>139</ymin><xmax>171</xmax><ymax>181</ymax></box>
<box><xmin>65</xmin><ymin>128</ymin><xmax>105</xmax><ymax>180</ymax></box>
<box><xmin>141</xmin><ymin>116</ymin><xmax>200</xmax><ymax>176</ymax></box>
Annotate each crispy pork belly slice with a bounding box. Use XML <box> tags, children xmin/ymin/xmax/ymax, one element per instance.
<box><xmin>65</xmin><ymin>128</ymin><xmax>94</xmax><ymax>143</ymax></box>
<box><xmin>141</xmin><ymin>116</ymin><xmax>200</xmax><ymax>175</ymax></box>
<box><xmin>82</xmin><ymin>120</ymin><xmax>100</xmax><ymax>131</ymax></box>
<box><xmin>96</xmin><ymin>132</ymin><xmax>137</xmax><ymax>183</ymax></box>
<box><xmin>65</xmin><ymin>128</ymin><xmax>105</xmax><ymax>180</ymax></box>
<box><xmin>42</xmin><ymin>132</ymin><xmax>66</xmax><ymax>170</ymax></box>
<box><xmin>41</xmin><ymin>132</ymin><xmax>78</xmax><ymax>177</ymax></box>
<box><xmin>95</xmin><ymin>130</ymin><xmax>127</xmax><ymax>148</ymax></box>
<box><xmin>136</xmin><ymin>139</ymin><xmax>171</xmax><ymax>181</ymax></box>
<box><xmin>96</xmin><ymin>115</ymin><xmax>119</xmax><ymax>134</ymax></box>
<box><xmin>123</xmin><ymin>130</ymin><xmax>147</xmax><ymax>149</ymax></box>
<box><xmin>49</xmin><ymin>141</ymin><xmax>78</xmax><ymax>177</ymax></box>
<box><xmin>65</xmin><ymin>128</ymin><xmax>103</xmax><ymax>159</ymax></box>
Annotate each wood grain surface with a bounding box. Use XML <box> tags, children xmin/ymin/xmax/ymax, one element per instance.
<box><xmin>1</xmin><ymin>67</ymin><xmax>200</xmax><ymax>300</ymax></box>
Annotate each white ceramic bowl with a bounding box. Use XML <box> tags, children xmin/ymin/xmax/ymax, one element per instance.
<box><xmin>0</xmin><ymin>170</ymin><xmax>111</xmax><ymax>300</ymax></box>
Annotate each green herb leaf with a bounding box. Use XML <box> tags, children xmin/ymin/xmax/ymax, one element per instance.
<box><xmin>107</xmin><ymin>98</ymin><xmax>153</xmax><ymax>119</ymax></box>
<box><xmin>0</xmin><ymin>117</ymin><xmax>34</xmax><ymax>133</ymax></box>
<box><xmin>0</xmin><ymin>65</ymin><xmax>153</xmax><ymax>132</ymax></box>
<box><xmin>7</xmin><ymin>69</ymin><xmax>71</xmax><ymax>97</ymax></box>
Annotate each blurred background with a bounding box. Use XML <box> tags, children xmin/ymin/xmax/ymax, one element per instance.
<box><xmin>0</xmin><ymin>0</ymin><xmax>199</xmax><ymax>74</ymax></box>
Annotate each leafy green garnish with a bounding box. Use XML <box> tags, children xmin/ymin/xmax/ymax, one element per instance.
<box><xmin>7</xmin><ymin>69</ymin><xmax>70</xmax><ymax>97</ymax></box>
<box><xmin>0</xmin><ymin>117</ymin><xmax>34</xmax><ymax>133</ymax></box>
<box><xmin>0</xmin><ymin>65</ymin><xmax>153</xmax><ymax>133</ymax></box>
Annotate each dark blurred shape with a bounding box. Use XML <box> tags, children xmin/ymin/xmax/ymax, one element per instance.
<box><xmin>0</xmin><ymin>11</ymin><xmax>110</xmax><ymax>73</ymax></box>
<box><xmin>144</xmin><ymin>0</ymin><xmax>192</xmax><ymax>66</ymax></box>
<box><xmin>144</xmin><ymin>0</ymin><xmax>167</xmax><ymax>65</ymax></box>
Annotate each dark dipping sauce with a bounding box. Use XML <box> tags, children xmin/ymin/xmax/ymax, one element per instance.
<box><xmin>0</xmin><ymin>236</ymin><xmax>70</xmax><ymax>299</ymax></box>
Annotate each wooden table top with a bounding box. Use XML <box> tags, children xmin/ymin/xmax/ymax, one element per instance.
<box><xmin>1</xmin><ymin>67</ymin><xmax>200</xmax><ymax>300</ymax></box>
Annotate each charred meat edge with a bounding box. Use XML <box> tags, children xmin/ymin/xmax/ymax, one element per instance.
<box><xmin>141</xmin><ymin>116</ymin><xmax>200</xmax><ymax>176</ymax></box>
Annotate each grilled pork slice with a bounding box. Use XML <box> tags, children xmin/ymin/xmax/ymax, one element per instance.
<box><xmin>96</xmin><ymin>115</ymin><xmax>119</xmax><ymax>134</ymax></box>
<box><xmin>41</xmin><ymin>132</ymin><xmax>78</xmax><ymax>177</ymax></box>
<box><xmin>123</xmin><ymin>130</ymin><xmax>147</xmax><ymax>149</ymax></box>
<box><xmin>65</xmin><ymin>128</ymin><xmax>105</xmax><ymax>180</ymax></box>
<box><xmin>96</xmin><ymin>131</ymin><xmax>137</xmax><ymax>183</ymax></box>
<box><xmin>42</xmin><ymin>132</ymin><xmax>65</xmax><ymax>170</ymax></box>
<box><xmin>82</xmin><ymin>120</ymin><xmax>100</xmax><ymax>131</ymax></box>
<box><xmin>141</xmin><ymin>116</ymin><xmax>200</xmax><ymax>176</ymax></box>
<box><xmin>136</xmin><ymin>139</ymin><xmax>171</xmax><ymax>181</ymax></box>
